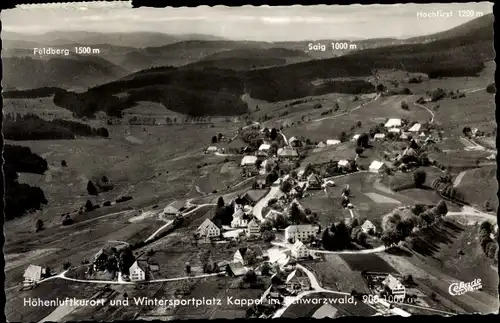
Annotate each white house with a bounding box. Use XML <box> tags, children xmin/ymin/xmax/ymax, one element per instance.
<box><xmin>196</xmin><ymin>218</ymin><xmax>221</xmax><ymax>238</ymax></box>
<box><xmin>382</xmin><ymin>274</ymin><xmax>406</xmax><ymax>301</ymax></box>
<box><xmin>419</xmin><ymin>132</ymin><xmax>426</xmax><ymax>138</ymax></box>
<box><xmin>361</xmin><ymin>220</ymin><xmax>376</xmax><ymax>234</ymax></box>
<box><xmin>277</xmin><ymin>147</ymin><xmax>299</xmax><ymax>159</ymax></box>
<box><xmin>231</xmin><ymin>210</ymin><xmax>250</xmax><ymax>228</ymax></box>
<box><xmin>285</xmin><ymin>224</ymin><xmax>317</xmax><ymax>243</ymax></box>
<box><xmin>374</xmin><ymin>133</ymin><xmax>386</xmax><ymax>140</ymax></box>
<box><xmin>385</xmin><ymin>118</ymin><xmax>402</xmax><ymax>128</ymax></box>
<box><xmin>388</xmin><ymin>128</ymin><xmax>401</xmax><ymax>134</ymax></box>
<box><xmin>241</xmin><ymin>155</ymin><xmax>258</xmax><ymax>167</ymax></box>
<box><xmin>206</xmin><ymin>146</ymin><xmax>218</xmax><ymax>154</ymax></box>
<box><xmin>290</xmin><ymin>240</ymin><xmax>310</xmax><ymax>259</ymax></box>
<box><xmin>369</xmin><ymin>160</ymin><xmax>388</xmax><ymax>173</ymax></box>
<box><xmin>316</xmin><ymin>141</ymin><xmax>327</xmax><ymax>148</ymax></box>
<box><xmin>338</xmin><ymin>160</ymin><xmax>349</xmax><ymax>168</ymax></box>
<box><xmin>129</xmin><ymin>260</ymin><xmax>148</xmax><ymax>282</ymax></box>
<box><xmin>289</xmin><ymin>136</ymin><xmax>298</xmax><ymax>144</ymax></box>
<box><xmin>246</xmin><ymin>218</ymin><xmax>261</xmax><ymax>237</ymax></box>
<box><xmin>326</xmin><ymin>139</ymin><xmax>341</xmax><ymax>146</ymax></box>
<box><xmin>408</xmin><ymin>123</ymin><xmax>421</xmax><ymax>132</ymax></box>
<box><xmin>259</xmin><ymin>143</ymin><xmax>271</xmax><ymax>151</ymax></box>
<box><xmin>23</xmin><ymin>265</ymin><xmax>47</xmax><ymax>286</ymax></box>
<box><xmin>285</xmin><ymin>269</ymin><xmax>311</xmax><ymax>292</ymax></box>
<box><xmin>351</xmin><ymin>134</ymin><xmax>360</xmax><ymax>142</ymax></box>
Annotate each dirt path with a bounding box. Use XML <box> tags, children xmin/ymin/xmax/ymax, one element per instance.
<box><xmin>413</xmin><ymin>102</ymin><xmax>435</xmax><ymax>123</ymax></box>
<box><xmin>453</xmin><ymin>171</ymin><xmax>466</xmax><ymax>187</ymax></box>
<box><xmin>313</xmin><ymin>93</ymin><xmax>381</xmax><ymax>122</ymax></box>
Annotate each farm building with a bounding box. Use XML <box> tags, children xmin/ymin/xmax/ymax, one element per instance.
<box><xmin>226</xmin><ymin>262</ymin><xmax>248</xmax><ymax>277</ymax></box>
<box><xmin>254</xmin><ymin>175</ymin><xmax>267</xmax><ymax>189</ymax></box>
<box><xmin>385</xmin><ymin>118</ymin><xmax>402</xmax><ymax>128</ymax></box>
<box><xmin>351</xmin><ymin>134</ymin><xmax>360</xmax><ymax>142</ymax></box>
<box><xmin>196</xmin><ymin>219</ymin><xmax>221</xmax><ymax>238</ymax></box>
<box><xmin>278</xmin><ymin>147</ymin><xmax>299</xmax><ymax>159</ymax></box>
<box><xmin>234</xmin><ymin>246</ymin><xmax>265</xmax><ymax>265</ymax></box>
<box><xmin>388</xmin><ymin>128</ymin><xmax>401</xmax><ymax>134</ymax></box>
<box><xmin>361</xmin><ymin>220</ymin><xmax>376</xmax><ymax>234</ymax></box>
<box><xmin>285</xmin><ymin>269</ymin><xmax>311</xmax><ymax>293</ymax></box>
<box><xmin>316</xmin><ymin>141</ymin><xmax>327</xmax><ymax>148</ymax></box>
<box><xmin>241</xmin><ymin>155</ymin><xmax>258</xmax><ymax>167</ymax></box>
<box><xmin>162</xmin><ymin>200</ymin><xmax>186</xmax><ymax>216</ymax></box>
<box><xmin>246</xmin><ymin>218</ymin><xmax>261</xmax><ymax>237</ymax></box>
<box><xmin>290</xmin><ymin>240</ymin><xmax>310</xmax><ymax>259</ymax></box>
<box><xmin>408</xmin><ymin>123</ymin><xmax>421</xmax><ymax>132</ymax></box>
<box><xmin>307</xmin><ymin>173</ymin><xmax>322</xmax><ymax>190</ymax></box>
<box><xmin>382</xmin><ymin>274</ymin><xmax>406</xmax><ymax>301</ymax></box>
<box><xmin>23</xmin><ymin>265</ymin><xmax>48</xmax><ymax>287</ymax></box>
<box><xmin>231</xmin><ymin>209</ymin><xmax>251</xmax><ymax>228</ymax></box>
<box><xmin>259</xmin><ymin>143</ymin><xmax>271</xmax><ymax>151</ymax></box>
<box><xmin>285</xmin><ymin>224</ymin><xmax>317</xmax><ymax>243</ymax></box>
<box><xmin>338</xmin><ymin>160</ymin><xmax>349</xmax><ymax>168</ymax></box>
<box><xmin>326</xmin><ymin>139</ymin><xmax>341</xmax><ymax>146</ymax></box>
<box><xmin>374</xmin><ymin>133</ymin><xmax>386</xmax><ymax>140</ymax></box>
<box><xmin>205</xmin><ymin>146</ymin><xmax>218</xmax><ymax>154</ymax></box>
<box><xmin>312</xmin><ymin>304</ymin><xmax>339</xmax><ymax>319</ymax></box>
<box><xmin>129</xmin><ymin>260</ymin><xmax>149</xmax><ymax>282</ymax></box>
<box><xmin>369</xmin><ymin>160</ymin><xmax>388</xmax><ymax>173</ymax></box>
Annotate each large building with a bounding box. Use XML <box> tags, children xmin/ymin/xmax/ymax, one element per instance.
<box><xmin>290</xmin><ymin>240</ymin><xmax>310</xmax><ymax>259</ymax></box>
<box><xmin>129</xmin><ymin>260</ymin><xmax>149</xmax><ymax>282</ymax></box>
<box><xmin>368</xmin><ymin>160</ymin><xmax>388</xmax><ymax>173</ymax></box>
<box><xmin>241</xmin><ymin>155</ymin><xmax>258</xmax><ymax>167</ymax></box>
<box><xmin>277</xmin><ymin>147</ymin><xmax>299</xmax><ymax>159</ymax></box>
<box><xmin>382</xmin><ymin>274</ymin><xmax>406</xmax><ymax>301</ymax></box>
<box><xmin>285</xmin><ymin>224</ymin><xmax>317</xmax><ymax>243</ymax></box>
<box><xmin>246</xmin><ymin>219</ymin><xmax>261</xmax><ymax>237</ymax></box>
<box><xmin>385</xmin><ymin>118</ymin><xmax>402</xmax><ymax>128</ymax></box>
<box><xmin>23</xmin><ymin>265</ymin><xmax>47</xmax><ymax>286</ymax></box>
<box><xmin>196</xmin><ymin>219</ymin><xmax>220</xmax><ymax>238</ymax></box>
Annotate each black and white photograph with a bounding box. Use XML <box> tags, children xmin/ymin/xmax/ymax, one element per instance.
<box><xmin>1</xmin><ymin>1</ymin><xmax>498</xmax><ymax>321</ymax></box>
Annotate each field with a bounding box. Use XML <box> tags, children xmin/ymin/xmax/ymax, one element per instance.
<box><xmin>3</xmin><ymin>96</ymin><xmax>75</xmax><ymax>120</ymax></box>
<box><xmin>456</xmin><ymin>165</ymin><xmax>497</xmax><ymax>210</ymax></box>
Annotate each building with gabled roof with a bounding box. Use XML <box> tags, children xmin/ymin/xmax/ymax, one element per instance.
<box><xmin>206</xmin><ymin>146</ymin><xmax>218</xmax><ymax>154</ymax></box>
<box><xmin>326</xmin><ymin>139</ymin><xmax>341</xmax><ymax>146</ymax></box>
<box><xmin>316</xmin><ymin>141</ymin><xmax>327</xmax><ymax>148</ymax></box>
<box><xmin>234</xmin><ymin>246</ymin><xmax>265</xmax><ymax>265</ymax></box>
<box><xmin>259</xmin><ymin>143</ymin><xmax>271</xmax><ymax>151</ymax></box>
<box><xmin>129</xmin><ymin>260</ymin><xmax>149</xmax><ymax>281</ymax></box>
<box><xmin>241</xmin><ymin>155</ymin><xmax>258</xmax><ymax>167</ymax></box>
<box><xmin>382</xmin><ymin>274</ymin><xmax>406</xmax><ymax>301</ymax></box>
<box><xmin>246</xmin><ymin>218</ymin><xmax>261</xmax><ymax>237</ymax></box>
<box><xmin>285</xmin><ymin>269</ymin><xmax>311</xmax><ymax>292</ymax></box>
<box><xmin>285</xmin><ymin>224</ymin><xmax>317</xmax><ymax>243</ymax></box>
<box><xmin>369</xmin><ymin>160</ymin><xmax>388</xmax><ymax>173</ymax></box>
<box><xmin>162</xmin><ymin>200</ymin><xmax>186</xmax><ymax>216</ymax></box>
<box><xmin>231</xmin><ymin>210</ymin><xmax>251</xmax><ymax>228</ymax></box>
<box><xmin>388</xmin><ymin>127</ymin><xmax>401</xmax><ymax>134</ymax></box>
<box><xmin>290</xmin><ymin>240</ymin><xmax>309</xmax><ymax>259</ymax></box>
<box><xmin>226</xmin><ymin>262</ymin><xmax>248</xmax><ymax>277</ymax></box>
<box><xmin>408</xmin><ymin>123</ymin><xmax>421</xmax><ymax>132</ymax></box>
<box><xmin>385</xmin><ymin>118</ymin><xmax>402</xmax><ymax>128</ymax></box>
<box><xmin>277</xmin><ymin>147</ymin><xmax>299</xmax><ymax>159</ymax></box>
<box><xmin>352</xmin><ymin>134</ymin><xmax>360</xmax><ymax>142</ymax></box>
<box><xmin>361</xmin><ymin>220</ymin><xmax>376</xmax><ymax>234</ymax></box>
<box><xmin>196</xmin><ymin>218</ymin><xmax>220</xmax><ymax>238</ymax></box>
<box><xmin>23</xmin><ymin>265</ymin><xmax>47</xmax><ymax>286</ymax></box>
<box><xmin>307</xmin><ymin>173</ymin><xmax>322</xmax><ymax>190</ymax></box>
<box><xmin>338</xmin><ymin>159</ymin><xmax>349</xmax><ymax>168</ymax></box>
<box><xmin>374</xmin><ymin>133</ymin><xmax>386</xmax><ymax>140</ymax></box>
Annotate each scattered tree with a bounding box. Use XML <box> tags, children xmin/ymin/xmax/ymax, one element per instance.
<box><xmin>401</xmin><ymin>101</ymin><xmax>409</xmax><ymax>110</ymax></box>
<box><xmin>356</xmin><ymin>133</ymin><xmax>369</xmax><ymax>148</ymax></box>
<box><xmin>87</xmin><ymin>181</ymin><xmax>98</xmax><ymax>195</ymax></box>
<box><xmin>63</xmin><ymin>262</ymin><xmax>72</xmax><ymax>270</ymax></box>
<box><xmin>270</xmin><ymin>128</ymin><xmax>278</xmax><ymax>141</ymax></box>
<box><xmin>211</xmin><ymin>136</ymin><xmax>217</xmax><ymax>144</ymax></box>
<box><xmin>261</xmin><ymin>262</ymin><xmax>272</xmax><ymax>276</ymax></box>
<box><xmin>262</xmin><ymin>230</ymin><xmax>276</xmax><ymax>242</ymax></box>
<box><xmin>185</xmin><ymin>262</ymin><xmax>191</xmax><ymax>274</ymax></box>
<box><xmin>355</xmin><ymin>147</ymin><xmax>364</xmax><ymax>156</ymax></box>
<box><xmin>217</xmin><ymin>196</ymin><xmax>225</xmax><ymax>208</ymax></box>
<box><xmin>61</xmin><ymin>160</ymin><xmax>67</xmax><ymax>167</ymax></box>
<box><xmin>413</xmin><ymin>170</ymin><xmax>427</xmax><ymax>188</ymax></box>
<box><xmin>243</xmin><ymin>270</ymin><xmax>257</xmax><ymax>283</ymax></box>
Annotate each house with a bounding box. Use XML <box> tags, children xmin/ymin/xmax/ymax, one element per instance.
<box><xmin>307</xmin><ymin>173</ymin><xmax>322</xmax><ymax>190</ymax></box>
<box><xmin>382</xmin><ymin>274</ymin><xmax>406</xmax><ymax>301</ymax></box>
<box><xmin>277</xmin><ymin>147</ymin><xmax>299</xmax><ymax>159</ymax></box>
<box><xmin>312</xmin><ymin>304</ymin><xmax>339</xmax><ymax>319</ymax></box>
<box><xmin>385</xmin><ymin>118</ymin><xmax>402</xmax><ymax>128</ymax></box>
<box><xmin>361</xmin><ymin>220</ymin><xmax>376</xmax><ymax>234</ymax></box>
<box><xmin>23</xmin><ymin>265</ymin><xmax>47</xmax><ymax>286</ymax></box>
<box><xmin>374</xmin><ymin>133</ymin><xmax>386</xmax><ymax>140</ymax></box>
<box><xmin>259</xmin><ymin>143</ymin><xmax>271</xmax><ymax>151</ymax></box>
<box><xmin>338</xmin><ymin>160</ymin><xmax>349</xmax><ymax>168</ymax></box>
<box><xmin>196</xmin><ymin>218</ymin><xmax>221</xmax><ymax>238</ymax></box>
<box><xmin>351</xmin><ymin>134</ymin><xmax>360</xmax><ymax>142</ymax></box>
<box><xmin>326</xmin><ymin>139</ymin><xmax>341</xmax><ymax>146</ymax></box>
<box><xmin>297</xmin><ymin>170</ymin><xmax>305</xmax><ymax>180</ymax></box>
<box><xmin>369</xmin><ymin>160</ymin><xmax>388</xmax><ymax>173</ymax></box>
<box><xmin>408</xmin><ymin>123</ymin><xmax>421</xmax><ymax>132</ymax></box>
<box><xmin>129</xmin><ymin>260</ymin><xmax>149</xmax><ymax>282</ymax></box>
<box><xmin>93</xmin><ymin>248</ymin><xmax>115</xmax><ymax>270</ymax></box>
<box><xmin>241</xmin><ymin>155</ymin><xmax>258</xmax><ymax>167</ymax></box>
<box><xmin>246</xmin><ymin>218</ymin><xmax>261</xmax><ymax>237</ymax></box>
<box><xmin>205</xmin><ymin>146</ymin><xmax>218</xmax><ymax>154</ymax></box>
<box><xmin>388</xmin><ymin>127</ymin><xmax>401</xmax><ymax>134</ymax></box>
<box><xmin>254</xmin><ymin>175</ymin><xmax>267</xmax><ymax>189</ymax></box>
<box><xmin>289</xmin><ymin>137</ymin><xmax>298</xmax><ymax>145</ymax></box>
<box><xmin>226</xmin><ymin>262</ymin><xmax>248</xmax><ymax>277</ymax></box>
<box><xmin>242</xmin><ymin>191</ymin><xmax>265</xmax><ymax>206</ymax></box>
<box><xmin>316</xmin><ymin>141</ymin><xmax>327</xmax><ymax>148</ymax></box>
<box><xmin>419</xmin><ymin>132</ymin><xmax>426</xmax><ymax>138</ymax></box>
<box><xmin>234</xmin><ymin>246</ymin><xmax>265</xmax><ymax>265</ymax></box>
<box><xmin>285</xmin><ymin>224</ymin><xmax>317</xmax><ymax>243</ymax></box>
<box><xmin>162</xmin><ymin>200</ymin><xmax>186</xmax><ymax>216</ymax></box>
<box><xmin>285</xmin><ymin>269</ymin><xmax>311</xmax><ymax>293</ymax></box>
<box><xmin>264</xmin><ymin>209</ymin><xmax>282</xmax><ymax>221</ymax></box>
<box><xmin>290</xmin><ymin>240</ymin><xmax>310</xmax><ymax>259</ymax></box>
<box><xmin>231</xmin><ymin>210</ymin><xmax>251</xmax><ymax>228</ymax></box>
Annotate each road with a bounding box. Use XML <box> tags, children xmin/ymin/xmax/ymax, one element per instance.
<box><xmin>271</xmin><ymin>241</ymin><xmax>386</xmax><ymax>255</ymax></box>
<box><xmin>413</xmin><ymin>102</ymin><xmax>435</xmax><ymax>123</ymax></box>
<box><xmin>446</xmin><ymin>206</ymin><xmax>497</xmax><ymax>224</ymax></box>
<box><xmin>452</xmin><ymin>171</ymin><xmax>466</xmax><ymax>187</ymax></box>
<box><xmin>313</xmin><ymin>93</ymin><xmax>381</xmax><ymax>122</ymax></box>
<box><xmin>279</xmin><ymin>131</ymin><xmax>289</xmax><ymax>146</ymax></box>
<box><xmin>145</xmin><ymin>203</ymin><xmax>216</xmax><ymax>242</ymax></box>
<box><xmin>252</xmin><ymin>186</ymin><xmax>283</xmax><ymax>221</ymax></box>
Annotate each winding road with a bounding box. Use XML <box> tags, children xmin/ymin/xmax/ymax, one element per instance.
<box><xmin>313</xmin><ymin>93</ymin><xmax>381</xmax><ymax>123</ymax></box>
<box><xmin>413</xmin><ymin>102</ymin><xmax>435</xmax><ymax>123</ymax></box>
<box><xmin>252</xmin><ymin>186</ymin><xmax>283</xmax><ymax>221</ymax></box>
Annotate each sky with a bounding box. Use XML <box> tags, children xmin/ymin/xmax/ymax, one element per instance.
<box><xmin>1</xmin><ymin>2</ymin><xmax>494</xmax><ymax>41</ymax></box>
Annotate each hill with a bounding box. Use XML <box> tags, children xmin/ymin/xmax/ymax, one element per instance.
<box><xmin>2</xmin><ymin>31</ymin><xmax>228</xmax><ymax>48</ymax></box>
<box><xmin>2</xmin><ymin>56</ymin><xmax>129</xmax><ymax>89</ymax></box>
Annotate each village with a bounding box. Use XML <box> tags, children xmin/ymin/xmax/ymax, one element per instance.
<box><xmin>21</xmin><ymin>110</ymin><xmax>489</xmax><ymax>319</ymax></box>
